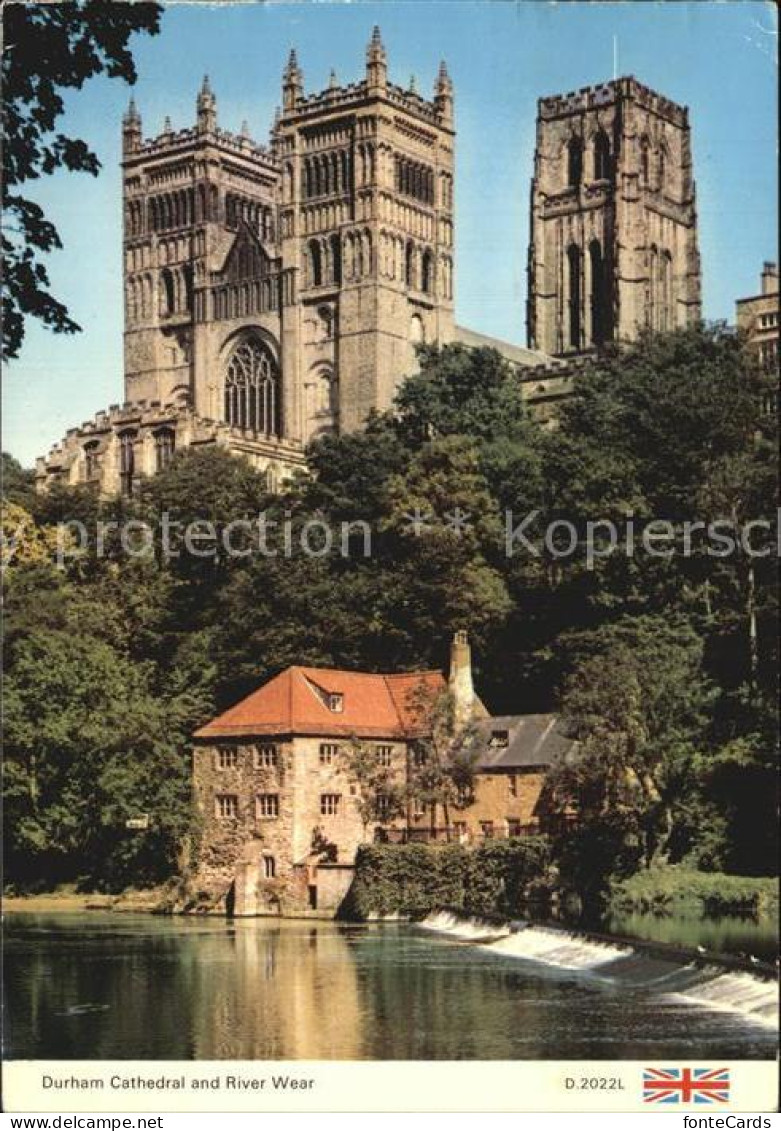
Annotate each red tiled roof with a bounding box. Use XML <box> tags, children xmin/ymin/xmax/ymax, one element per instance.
<box><xmin>193</xmin><ymin>665</ymin><xmax>447</xmax><ymax>741</ymax></box>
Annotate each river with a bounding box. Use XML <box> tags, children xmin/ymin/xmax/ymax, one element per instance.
<box><xmin>4</xmin><ymin>913</ymin><xmax>776</xmax><ymax>1061</ymax></box>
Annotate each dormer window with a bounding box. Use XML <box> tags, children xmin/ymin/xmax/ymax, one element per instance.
<box><xmin>490</xmin><ymin>729</ymin><xmax>510</xmax><ymax>748</ymax></box>
<box><xmin>328</xmin><ymin>692</ymin><xmax>344</xmax><ymax>713</ymax></box>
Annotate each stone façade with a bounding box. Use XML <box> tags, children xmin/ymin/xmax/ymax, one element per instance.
<box><xmin>35</xmin><ymin>34</ymin><xmax>702</xmax><ymax>492</ymax></box>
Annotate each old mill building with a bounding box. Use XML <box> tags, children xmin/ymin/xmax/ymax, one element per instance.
<box><xmin>36</xmin><ymin>30</ymin><xmax>700</xmax><ymax>493</ymax></box>
<box><xmin>190</xmin><ymin>633</ymin><xmax>577</xmax><ymax>916</ymax></box>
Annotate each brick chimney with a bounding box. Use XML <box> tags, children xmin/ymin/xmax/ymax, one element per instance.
<box><xmin>449</xmin><ymin>630</ymin><xmax>475</xmax><ymax>730</ymax></box>
<box><xmin>761</xmin><ymin>262</ymin><xmax>778</xmax><ymax>296</ymax></box>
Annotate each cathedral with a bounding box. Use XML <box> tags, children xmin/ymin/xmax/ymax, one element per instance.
<box><xmin>35</xmin><ymin>31</ymin><xmax>701</xmax><ymax>494</ymax></box>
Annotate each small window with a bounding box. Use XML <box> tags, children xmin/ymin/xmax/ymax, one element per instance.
<box><xmin>327</xmin><ymin>693</ymin><xmax>344</xmax><ymax>713</ymax></box>
<box><xmin>255</xmin><ymin>744</ymin><xmax>278</xmax><ymax>768</ymax></box>
<box><xmin>480</xmin><ymin>820</ymin><xmax>495</xmax><ymax>839</ymax></box>
<box><xmin>319</xmin><ymin>743</ymin><xmax>339</xmax><ymax>765</ymax></box>
<box><xmin>118</xmin><ymin>431</ymin><xmax>136</xmax><ymax>497</ymax></box>
<box><xmin>412</xmin><ymin>748</ymin><xmax>428</xmax><ymax>767</ymax></box>
<box><xmin>567</xmin><ymin>137</ymin><xmax>583</xmax><ymax>189</ymax></box>
<box><xmin>320</xmin><ymin>793</ymin><xmax>340</xmax><ymax>816</ymax></box>
<box><xmin>215</xmin><ymin>794</ymin><xmax>238</xmax><ymax>819</ymax></box>
<box><xmin>411</xmin><ymin>799</ymin><xmax>426</xmax><ymax>819</ymax></box>
<box><xmin>154</xmin><ymin>428</ymin><xmax>175</xmax><ymax>472</ymax></box>
<box><xmin>453</xmin><ymin>821</ymin><xmax>468</xmax><ymax>839</ymax></box>
<box><xmin>83</xmin><ymin>441</ymin><xmax>100</xmax><ymax>480</ymax></box>
<box><xmin>376</xmin><ymin>794</ymin><xmax>391</xmax><ymax>820</ymax></box>
<box><xmin>263</xmin><ymin>856</ymin><xmax>276</xmax><ymax>879</ymax></box>
<box><xmin>376</xmin><ymin>745</ymin><xmax>393</xmax><ymax>767</ymax></box>
<box><xmin>508</xmin><ymin>774</ymin><xmax>518</xmax><ymax>798</ymax></box>
<box><xmin>256</xmin><ymin>793</ymin><xmax>279</xmax><ymax>819</ymax></box>
<box><xmin>490</xmin><ymin>730</ymin><xmax>510</xmax><ymax>748</ymax></box>
<box><xmin>216</xmin><ymin>748</ymin><xmax>239</xmax><ymax>770</ymax></box>
<box><xmin>507</xmin><ymin>818</ymin><xmax>522</xmax><ymax>837</ymax></box>
<box><xmin>593</xmin><ymin>130</ymin><xmax>611</xmax><ymax>181</ymax></box>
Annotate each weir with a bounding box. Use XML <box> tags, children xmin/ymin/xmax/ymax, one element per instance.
<box><xmin>419</xmin><ymin>910</ymin><xmax>778</xmax><ymax>1028</ymax></box>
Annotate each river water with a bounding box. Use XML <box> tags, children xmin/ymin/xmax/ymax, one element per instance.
<box><xmin>4</xmin><ymin>913</ymin><xmax>776</xmax><ymax>1061</ymax></box>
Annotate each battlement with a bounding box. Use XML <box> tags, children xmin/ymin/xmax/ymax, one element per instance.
<box><xmin>282</xmin><ymin>78</ymin><xmax>447</xmax><ymax>130</ymax></box>
<box><xmin>129</xmin><ymin>124</ymin><xmax>276</xmax><ymax>167</ymax></box>
<box><xmin>538</xmin><ymin>75</ymin><xmax>688</xmax><ymax>127</ymax></box>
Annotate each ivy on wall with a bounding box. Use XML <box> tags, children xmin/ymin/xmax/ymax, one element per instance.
<box><xmin>344</xmin><ymin>838</ymin><xmax>552</xmax><ymax>919</ymax></box>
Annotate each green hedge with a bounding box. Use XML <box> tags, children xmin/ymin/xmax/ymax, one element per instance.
<box><xmin>609</xmin><ymin>867</ymin><xmax>779</xmax><ymax>918</ymax></box>
<box><xmin>343</xmin><ymin>838</ymin><xmax>552</xmax><ymax>920</ymax></box>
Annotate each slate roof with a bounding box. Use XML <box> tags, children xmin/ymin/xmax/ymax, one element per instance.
<box><xmin>471</xmin><ymin>714</ymin><xmax>576</xmax><ymax>771</ymax></box>
<box><xmin>193</xmin><ymin>666</ymin><xmax>447</xmax><ymax>741</ymax></box>
<box><xmin>454</xmin><ymin>324</ymin><xmax>559</xmax><ymax>368</ymax></box>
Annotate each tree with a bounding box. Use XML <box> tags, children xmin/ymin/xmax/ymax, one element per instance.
<box><xmin>547</xmin><ymin>615</ymin><xmax>715</xmax><ymax>905</ymax></box>
<box><xmin>405</xmin><ymin>684</ymin><xmax>479</xmax><ymax>838</ymax></box>
<box><xmin>1</xmin><ymin>452</ymin><xmax>37</xmax><ymax>508</ymax></box>
<box><xmin>341</xmin><ymin>736</ymin><xmax>405</xmax><ymax>838</ymax></box>
<box><xmin>2</xmin><ymin>0</ymin><xmax>162</xmax><ymax>360</ymax></box>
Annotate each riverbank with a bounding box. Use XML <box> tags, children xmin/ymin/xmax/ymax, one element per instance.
<box><xmin>609</xmin><ymin>867</ymin><xmax>779</xmax><ymax>918</ymax></box>
<box><xmin>2</xmin><ymin>886</ymin><xmax>169</xmax><ymax>914</ymax></box>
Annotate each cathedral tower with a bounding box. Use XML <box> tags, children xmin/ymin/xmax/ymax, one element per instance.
<box><xmin>527</xmin><ymin>77</ymin><xmax>700</xmax><ymax>356</ymax></box>
<box><xmin>275</xmin><ymin>26</ymin><xmax>455</xmax><ymax>434</ymax></box>
<box><xmin>122</xmin><ymin>77</ymin><xmax>279</xmax><ymax>415</ymax></box>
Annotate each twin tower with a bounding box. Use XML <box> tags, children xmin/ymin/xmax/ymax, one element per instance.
<box><xmin>120</xmin><ymin>28</ymin><xmax>455</xmax><ymax>477</ymax></box>
<box><xmin>38</xmin><ymin>31</ymin><xmax>700</xmax><ymax>493</ymax></box>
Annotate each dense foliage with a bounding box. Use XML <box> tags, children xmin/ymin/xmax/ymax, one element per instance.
<box><xmin>609</xmin><ymin>867</ymin><xmax>778</xmax><ymax>919</ymax></box>
<box><xmin>2</xmin><ymin>328</ymin><xmax>777</xmax><ymax>893</ymax></box>
<box><xmin>2</xmin><ymin>1</ymin><xmax>162</xmax><ymax>360</ymax></box>
<box><xmin>345</xmin><ymin>840</ymin><xmax>552</xmax><ymax>919</ymax></box>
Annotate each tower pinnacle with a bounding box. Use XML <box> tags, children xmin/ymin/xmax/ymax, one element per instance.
<box><xmin>197</xmin><ymin>74</ymin><xmax>217</xmax><ymax>133</ymax></box>
<box><xmin>122</xmin><ymin>95</ymin><xmax>142</xmax><ymax>153</ymax></box>
<box><xmin>282</xmin><ymin>48</ymin><xmax>304</xmax><ymax>110</ymax></box>
<box><xmin>366</xmin><ymin>25</ymin><xmax>387</xmax><ymax>91</ymax></box>
<box><xmin>434</xmin><ymin>60</ymin><xmax>454</xmax><ymax>124</ymax></box>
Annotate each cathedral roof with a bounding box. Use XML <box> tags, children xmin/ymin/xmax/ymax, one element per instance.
<box><xmin>454</xmin><ymin>325</ymin><xmax>558</xmax><ymax>368</ymax></box>
<box><xmin>193</xmin><ymin>665</ymin><xmax>447</xmax><ymax>741</ymax></box>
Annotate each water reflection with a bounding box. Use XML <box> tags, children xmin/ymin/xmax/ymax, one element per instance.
<box><xmin>604</xmin><ymin>910</ymin><xmax>778</xmax><ymax>962</ymax></box>
<box><xmin>4</xmin><ymin>914</ymin><xmax>776</xmax><ymax>1061</ymax></box>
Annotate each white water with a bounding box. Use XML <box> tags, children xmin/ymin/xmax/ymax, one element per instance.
<box><xmin>420</xmin><ymin>910</ymin><xmax>778</xmax><ymax>1029</ymax></box>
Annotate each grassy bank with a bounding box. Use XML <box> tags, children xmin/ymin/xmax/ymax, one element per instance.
<box><xmin>609</xmin><ymin>868</ymin><xmax>779</xmax><ymax>918</ymax></box>
<box><xmin>2</xmin><ymin>884</ymin><xmax>170</xmax><ymax>914</ymax></box>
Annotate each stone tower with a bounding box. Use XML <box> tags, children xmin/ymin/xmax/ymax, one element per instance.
<box><xmin>274</xmin><ymin>27</ymin><xmax>455</xmax><ymax>433</ymax></box>
<box><xmin>122</xmin><ymin>77</ymin><xmax>280</xmax><ymax>415</ymax></box>
<box><xmin>526</xmin><ymin>77</ymin><xmax>701</xmax><ymax>356</ymax></box>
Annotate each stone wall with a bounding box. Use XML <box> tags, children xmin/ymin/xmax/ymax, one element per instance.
<box><xmin>191</xmin><ymin>734</ymin><xmax>552</xmax><ymax>915</ymax></box>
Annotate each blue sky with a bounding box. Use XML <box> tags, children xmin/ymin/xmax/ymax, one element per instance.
<box><xmin>4</xmin><ymin>0</ymin><xmax>778</xmax><ymax>467</ymax></box>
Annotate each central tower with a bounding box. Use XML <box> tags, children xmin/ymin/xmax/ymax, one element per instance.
<box><xmin>527</xmin><ymin>77</ymin><xmax>700</xmax><ymax>357</ymax></box>
<box><xmin>275</xmin><ymin>28</ymin><xmax>455</xmax><ymax>434</ymax></box>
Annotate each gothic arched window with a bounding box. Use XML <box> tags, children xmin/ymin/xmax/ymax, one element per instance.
<box><xmin>154</xmin><ymin>428</ymin><xmax>176</xmax><ymax>472</ymax></box>
<box><xmin>658</xmin><ymin>145</ymin><xmax>667</xmax><ymax>191</ymax></box>
<box><xmin>567</xmin><ymin>137</ymin><xmax>583</xmax><ymax>189</ymax></box>
<box><xmin>567</xmin><ymin>243</ymin><xmax>582</xmax><ymax>350</ymax></box>
<box><xmin>421</xmin><ymin>249</ymin><xmax>434</xmax><ymax>294</ymax></box>
<box><xmin>160</xmin><ymin>268</ymin><xmax>175</xmax><ymax>316</ymax></box>
<box><xmin>589</xmin><ymin>239</ymin><xmax>611</xmax><ymax>346</ymax></box>
<box><xmin>405</xmin><ymin>241</ymin><xmax>415</xmax><ymax>289</ymax></box>
<box><xmin>308</xmin><ymin>240</ymin><xmax>323</xmax><ymax>287</ymax></box>
<box><xmin>594</xmin><ymin>131</ymin><xmax>611</xmax><ymax>180</ymax></box>
<box><xmin>640</xmin><ymin>137</ymin><xmax>651</xmax><ymax>187</ymax></box>
<box><xmin>84</xmin><ymin>441</ymin><xmax>100</xmax><ymax>481</ymax></box>
<box><xmin>660</xmin><ymin>250</ymin><xmax>673</xmax><ymax>331</ymax></box>
<box><xmin>224</xmin><ymin>337</ymin><xmax>281</xmax><ymax>437</ymax></box>
<box><xmin>329</xmin><ymin>234</ymin><xmax>342</xmax><ymax>285</ymax></box>
<box><xmin>118</xmin><ymin>431</ymin><xmax>136</xmax><ymax>496</ymax></box>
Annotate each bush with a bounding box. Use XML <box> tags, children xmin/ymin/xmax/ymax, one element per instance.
<box><xmin>344</xmin><ymin>838</ymin><xmax>552</xmax><ymax>920</ymax></box>
<box><xmin>609</xmin><ymin>866</ymin><xmax>778</xmax><ymax>918</ymax></box>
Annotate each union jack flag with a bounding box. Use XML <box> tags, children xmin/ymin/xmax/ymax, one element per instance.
<box><xmin>643</xmin><ymin>1067</ymin><xmax>730</xmax><ymax>1105</ymax></box>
